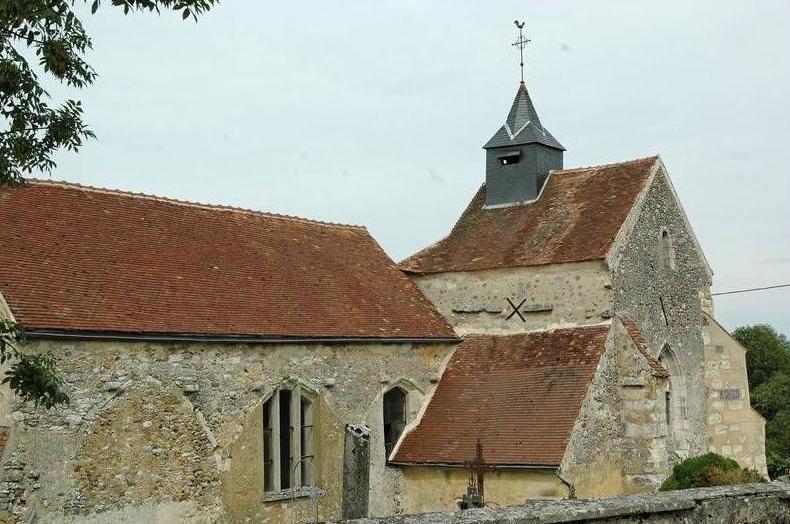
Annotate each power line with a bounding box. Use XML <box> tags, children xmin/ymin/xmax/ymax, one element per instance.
<box><xmin>712</xmin><ymin>283</ymin><xmax>790</xmax><ymax>296</ymax></box>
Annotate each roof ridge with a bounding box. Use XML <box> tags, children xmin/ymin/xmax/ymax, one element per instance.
<box><xmin>553</xmin><ymin>155</ymin><xmax>660</xmax><ymax>175</ymax></box>
<box><xmin>23</xmin><ymin>178</ymin><xmax>367</xmax><ymax>231</ymax></box>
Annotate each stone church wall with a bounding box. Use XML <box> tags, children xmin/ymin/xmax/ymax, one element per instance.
<box><xmin>611</xmin><ymin>168</ymin><xmax>711</xmax><ymax>463</ymax></box>
<box><xmin>561</xmin><ymin>319</ymin><xmax>670</xmax><ymax>496</ymax></box>
<box><xmin>410</xmin><ymin>261</ymin><xmax>612</xmax><ymax>336</ymax></box>
<box><xmin>702</xmin><ymin>314</ymin><xmax>767</xmax><ymax>473</ymax></box>
<box><xmin>0</xmin><ymin>338</ymin><xmax>454</xmax><ymax>523</ymax></box>
<box><xmin>395</xmin><ymin>466</ymin><xmax>567</xmax><ymax>514</ymax></box>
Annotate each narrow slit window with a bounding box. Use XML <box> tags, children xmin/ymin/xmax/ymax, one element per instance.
<box><xmin>263</xmin><ymin>397</ymin><xmax>274</xmax><ymax>492</ymax></box>
<box><xmin>661</xmin><ymin>230</ymin><xmax>675</xmax><ymax>270</ymax></box>
<box><xmin>665</xmin><ymin>390</ymin><xmax>672</xmax><ymax>428</ymax></box>
<box><xmin>279</xmin><ymin>388</ymin><xmax>292</xmax><ymax>489</ymax></box>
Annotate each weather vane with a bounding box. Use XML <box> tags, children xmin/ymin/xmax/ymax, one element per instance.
<box><xmin>512</xmin><ymin>20</ymin><xmax>530</xmax><ymax>84</ymax></box>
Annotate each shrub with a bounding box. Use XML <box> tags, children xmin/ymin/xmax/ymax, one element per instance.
<box><xmin>705</xmin><ymin>466</ymin><xmax>766</xmax><ymax>486</ymax></box>
<box><xmin>659</xmin><ymin>453</ymin><xmax>766</xmax><ymax>491</ymax></box>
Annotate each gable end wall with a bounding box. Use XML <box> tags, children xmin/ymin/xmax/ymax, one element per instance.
<box><xmin>611</xmin><ymin>167</ymin><xmax>711</xmax><ymax>462</ymax></box>
<box><xmin>561</xmin><ymin>320</ymin><xmax>671</xmax><ymax>496</ymax></box>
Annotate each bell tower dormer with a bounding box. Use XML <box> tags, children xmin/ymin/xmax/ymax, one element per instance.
<box><xmin>483</xmin><ymin>21</ymin><xmax>565</xmax><ymax>207</ymax></box>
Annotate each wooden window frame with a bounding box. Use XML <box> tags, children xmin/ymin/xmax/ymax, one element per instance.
<box><xmin>262</xmin><ymin>383</ymin><xmax>317</xmax><ymax>493</ymax></box>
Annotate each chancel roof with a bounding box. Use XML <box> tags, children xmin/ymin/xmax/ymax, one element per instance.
<box><xmin>401</xmin><ymin>156</ymin><xmax>660</xmax><ymax>274</ymax></box>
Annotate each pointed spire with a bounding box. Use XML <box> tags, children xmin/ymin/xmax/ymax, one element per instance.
<box><xmin>506</xmin><ymin>82</ymin><xmax>543</xmax><ymax>135</ymax></box>
<box><xmin>483</xmin><ymin>83</ymin><xmax>565</xmax><ymax>151</ymax></box>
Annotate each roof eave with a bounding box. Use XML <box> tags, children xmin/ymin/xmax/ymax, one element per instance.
<box><xmin>483</xmin><ymin>135</ymin><xmax>566</xmax><ymax>151</ymax></box>
<box><xmin>22</xmin><ymin>329</ymin><xmax>461</xmax><ymax>345</ymax></box>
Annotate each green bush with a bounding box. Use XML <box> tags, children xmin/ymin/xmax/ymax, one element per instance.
<box><xmin>659</xmin><ymin>453</ymin><xmax>766</xmax><ymax>491</ymax></box>
<box><xmin>705</xmin><ymin>466</ymin><xmax>767</xmax><ymax>486</ymax></box>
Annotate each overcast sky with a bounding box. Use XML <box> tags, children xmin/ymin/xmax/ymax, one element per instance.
<box><xmin>48</xmin><ymin>1</ymin><xmax>789</xmax><ymax>335</ymax></box>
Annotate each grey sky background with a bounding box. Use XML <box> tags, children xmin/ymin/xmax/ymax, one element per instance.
<box><xmin>47</xmin><ymin>1</ymin><xmax>790</xmax><ymax>335</ymax></box>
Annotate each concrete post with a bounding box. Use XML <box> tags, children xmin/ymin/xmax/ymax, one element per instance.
<box><xmin>342</xmin><ymin>423</ymin><xmax>370</xmax><ymax>520</ymax></box>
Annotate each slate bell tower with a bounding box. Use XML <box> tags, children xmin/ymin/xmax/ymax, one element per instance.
<box><xmin>483</xmin><ymin>22</ymin><xmax>565</xmax><ymax>207</ymax></box>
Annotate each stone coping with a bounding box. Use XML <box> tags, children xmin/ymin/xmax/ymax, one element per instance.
<box><xmin>335</xmin><ymin>482</ymin><xmax>790</xmax><ymax>523</ymax></box>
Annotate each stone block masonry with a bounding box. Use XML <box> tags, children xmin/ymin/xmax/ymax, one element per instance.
<box><xmin>335</xmin><ymin>482</ymin><xmax>790</xmax><ymax>524</ymax></box>
<box><xmin>342</xmin><ymin>424</ymin><xmax>371</xmax><ymax>519</ymax></box>
<box><xmin>0</xmin><ymin>338</ymin><xmax>454</xmax><ymax>523</ymax></box>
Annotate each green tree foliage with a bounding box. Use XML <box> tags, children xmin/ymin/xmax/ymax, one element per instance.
<box><xmin>752</xmin><ymin>372</ymin><xmax>790</xmax><ymax>420</ymax></box>
<box><xmin>1</xmin><ymin>0</ymin><xmax>216</xmax><ymax>407</ymax></box>
<box><xmin>0</xmin><ymin>0</ymin><xmax>217</xmax><ymax>185</ymax></box>
<box><xmin>734</xmin><ymin>324</ymin><xmax>790</xmax><ymax>390</ymax></box>
<box><xmin>660</xmin><ymin>453</ymin><xmax>765</xmax><ymax>491</ymax></box>
<box><xmin>0</xmin><ymin>320</ymin><xmax>67</xmax><ymax>407</ymax></box>
<box><xmin>735</xmin><ymin>324</ymin><xmax>790</xmax><ymax>479</ymax></box>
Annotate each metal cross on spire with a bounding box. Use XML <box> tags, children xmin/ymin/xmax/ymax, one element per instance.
<box><xmin>512</xmin><ymin>20</ymin><xmax>531</xmax><ymax>84</ymax></box>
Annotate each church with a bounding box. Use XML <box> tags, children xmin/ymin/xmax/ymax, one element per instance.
<box><xmin>0</xmin><ymin>53</ymin><xmax>766</xmax><ymax>524</ymax></box>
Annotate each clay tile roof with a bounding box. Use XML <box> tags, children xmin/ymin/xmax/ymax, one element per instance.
<box><xmin>618</xmin><ymin>315</ymin><xmax>670</xmax><ymax>378</ymax></box>
<box><xmin>401</xmin><ymin>156</ymin><xmax>660</xmax><ymax>274</ymax></box>
<box><xmin>0</xmin><ymin>181</ymin><xmax>455</xmax><ymax>340</ymax></box>
<box><xmin>392</xmin><ymin>325</ymin><xmax>610</xmax><ymax>467</ymax></box>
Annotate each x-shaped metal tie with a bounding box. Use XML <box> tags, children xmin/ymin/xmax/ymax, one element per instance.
<box><xmin>505</xmin><ymin>298</ymin><xmax>527</xmax><ymax>322</ymax></box>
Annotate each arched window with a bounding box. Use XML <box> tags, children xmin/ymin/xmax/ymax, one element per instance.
<box><xmin>383</xmin><ymin>387</ymin><xmax>407</xmax><ymax>459</ymax></box>
<box><xmin>660</xmin><ymin>230</ymin><xmax>675</xmax><ymax>270</ymax></box>
<box><xmin>658</xmin><ymin>345</ymin><xmax>689</xmax><ymax>457</ymax></box>
<box><xmin>262</xmin><ymin>382</ymin><xmax>316</xmax><ymax>492</ymax></box>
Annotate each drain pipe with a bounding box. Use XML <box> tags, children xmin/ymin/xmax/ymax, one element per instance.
<box><xmin>556</xmin><ymin>468</ymin><xmax>576</xmax><ymax>500</ymax></box>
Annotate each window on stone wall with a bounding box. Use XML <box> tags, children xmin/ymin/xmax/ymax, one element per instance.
<box><xmin>300</xmin><ymin>396</ymin><xmax>314</xmax><ymax>486</ymax></box>
<box><xmin>659</xmin><ymin>345</ymin><xmax>690</xmax><ymax>456</ymax></box>
<box><xmin>665</xmin><ymin>390</ymin><xmax>672</xmax><ymax>428</ymax></box>
<box><xmin>660</xmin><ymin>230</ymin><xmax>675</xmax><ymax>270</ymax></box>
<box><xmin>262</xmin><ymin>383</ymin><xmax>316</xmax><ymax>492</ymax></box>
<box><xmin>383</xmin><ymin>387</ymin><xmax>407</xmax><ymax>460</ymax></box>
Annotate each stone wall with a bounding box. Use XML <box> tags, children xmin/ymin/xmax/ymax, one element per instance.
<box><xmin>611</xmin><ymin>167</ymin><xmax>711</xmax><ymax>463</ymax></box>
<box><xmin>396</xmin><ymin>467</ymin><xmax>567</xmax><ymax>514</ymax></box>
<box><xmin>0</xmin><ymin>338</ymin><xmax>454</xmax><ymax>523</ymax></box>
<box><xmin>410</xmin><ymin>262</ymin><xmax>612</xmax><ymax>336</ymax></box>
<box><xmin>561</xmin><ymin>319</ymin><xmax>670</xmax><ymax>496</ymax></box>
<box><xmin>702</xmin><ymin>313</ymin><xmax>767</xmax><ymax>473</ymax></box>
<box><xmin>335</xmin><ymin>481</ymin><xmax>790</xmax><ymax>524</ymax></box>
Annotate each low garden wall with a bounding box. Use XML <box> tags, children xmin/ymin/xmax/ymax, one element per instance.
<box><xmin>339</xmin><ymin>482</ymin><xmax>790</xmax><ymax>524</ymax></box>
